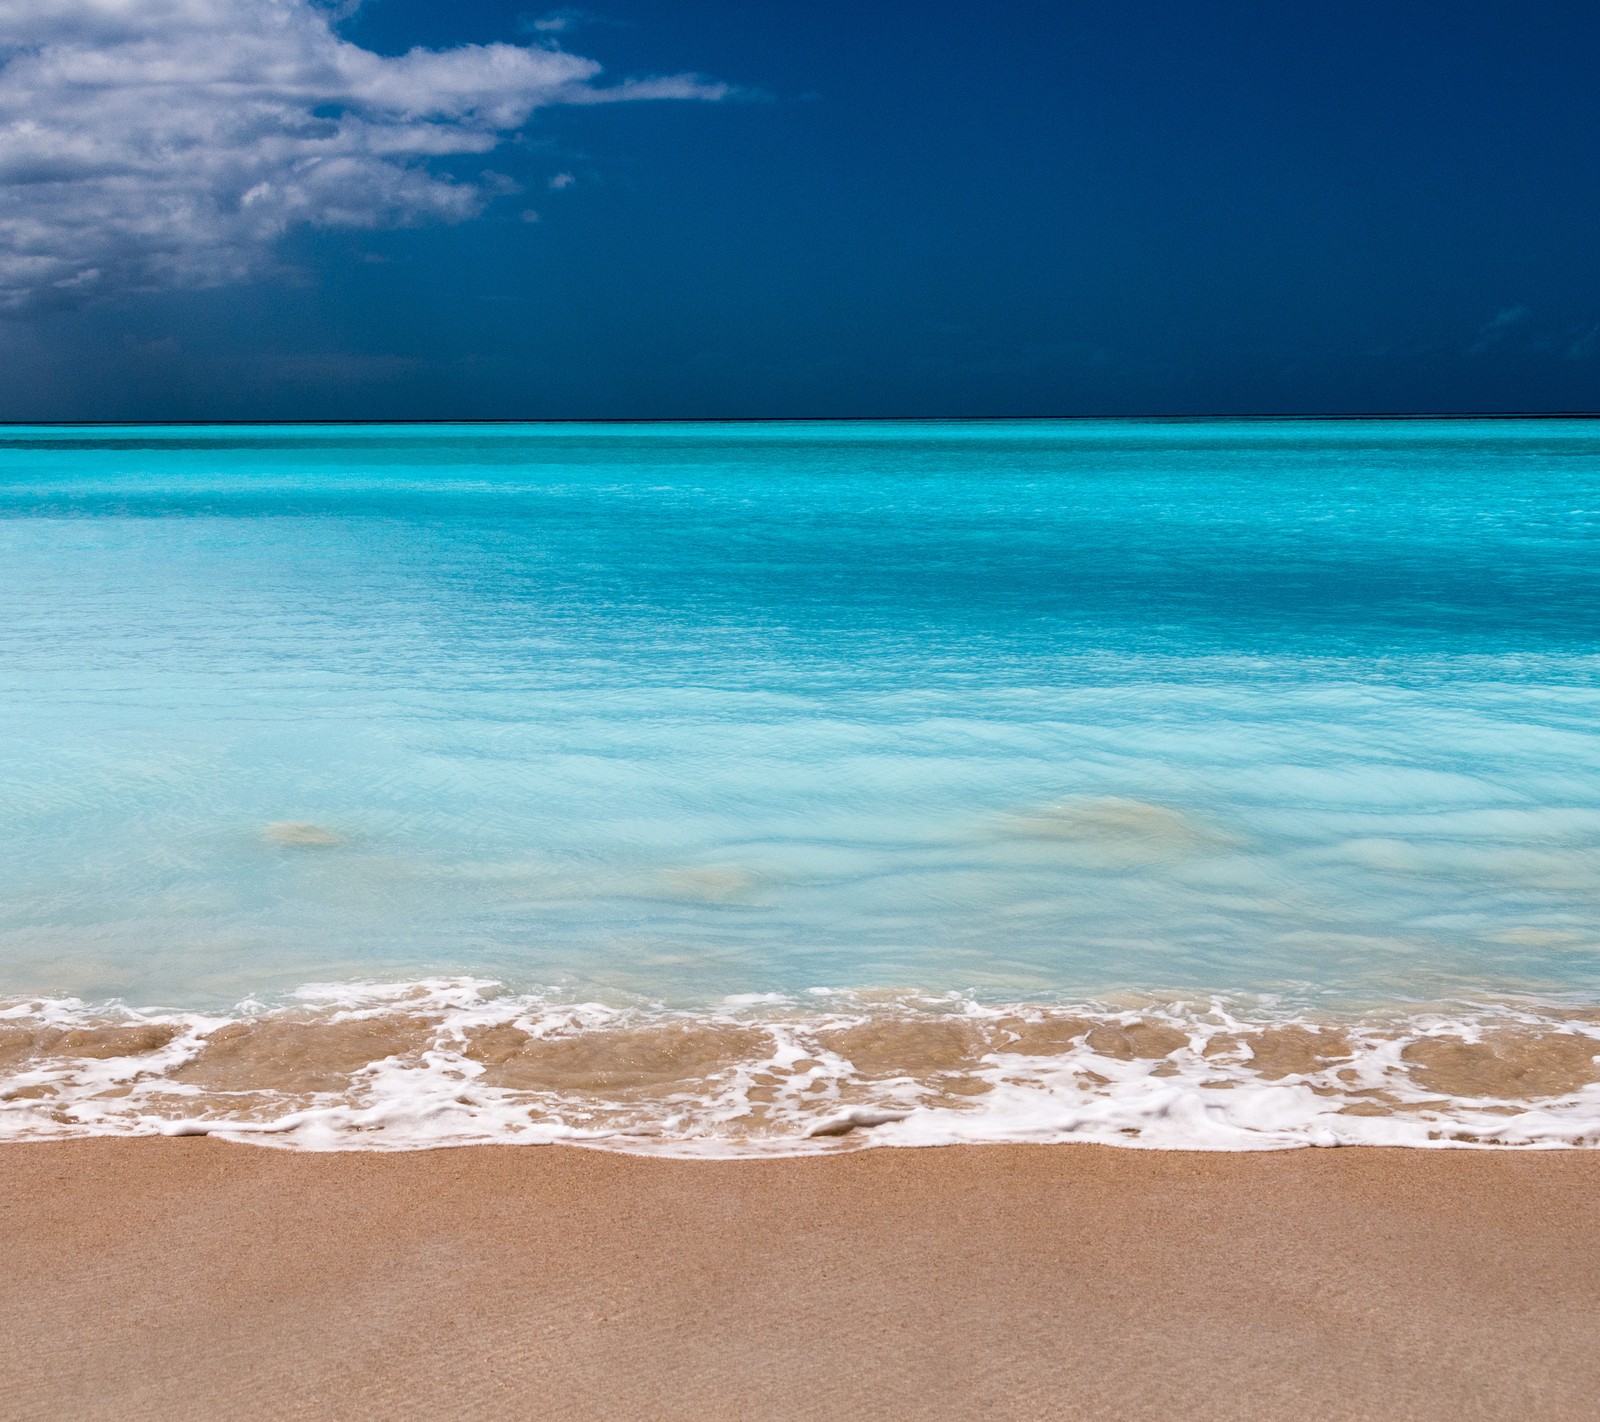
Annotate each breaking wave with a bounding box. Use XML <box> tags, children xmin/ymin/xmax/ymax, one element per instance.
<box><xmin>4</xmin><ymin>978</ymin><xmax>1599</xmax><ymax>1154</ymax></box>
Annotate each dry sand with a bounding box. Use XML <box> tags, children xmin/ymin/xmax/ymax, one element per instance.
<box><xmin>2</xmin><ymin>1140</ymin><xmax>1597</xmax><ymax>1421</ymax></box>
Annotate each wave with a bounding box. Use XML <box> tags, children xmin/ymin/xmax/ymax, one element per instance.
<box><xmin>3</xmin><ymin>978</ymin><xmax>1599</xmax><ymax>1154</ymax></box>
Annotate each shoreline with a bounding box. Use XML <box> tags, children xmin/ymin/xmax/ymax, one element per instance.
<box><xmin>7</xmin><ymin>981</ymin><xmax>1599</xmax><ymax>1152</ymax></box>
<box><xmin>4</xmin><ymin>1140</ymin><xmax>1597</xmax><ymax>1420</ymax></box>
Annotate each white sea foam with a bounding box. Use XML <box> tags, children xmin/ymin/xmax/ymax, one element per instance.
<box><xmin>2</xmin><ymin>978</ymin><xmax>1598</xmax><ymax>1155</ymax></box>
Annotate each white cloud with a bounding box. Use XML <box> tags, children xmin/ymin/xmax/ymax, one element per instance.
<box><xmin>0</xmin><ymin>0</ymin><xmax>724</xmax><ymax>309</ymax></box>
<box><xmin>521</xmin><ymin>10</ymin><xmax>602</xmax><ymax>38</ymax></box>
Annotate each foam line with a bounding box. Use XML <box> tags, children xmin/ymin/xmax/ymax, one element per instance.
<box><xmin>3</xmin><ymin>979</ymin><xmax>1598</xmax><ymax>1154</ymax></box>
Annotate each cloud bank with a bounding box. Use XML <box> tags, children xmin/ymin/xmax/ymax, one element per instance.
<box><xmin>0</xmin><ymin>0</ymin><xmax>723</xmax><ymax>309</ymax></box>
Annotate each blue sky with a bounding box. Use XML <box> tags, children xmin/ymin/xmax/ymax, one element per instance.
<box><xmin>1</xmin><ymin>0</ymin><xmax>1597</xmax><ymax>418</ymax></box>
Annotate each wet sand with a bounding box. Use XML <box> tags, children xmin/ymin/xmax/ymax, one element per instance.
<box><xmin>2</xmin><ymin>1141</ymin><xmax>1597</xmax><ymax>1421</ymax></box>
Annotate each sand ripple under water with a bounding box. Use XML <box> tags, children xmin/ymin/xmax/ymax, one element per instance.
<box><xmin>2</xmin><ymin>978</ymin><xmax>1598</xmax><ymax>1154</ymax></box>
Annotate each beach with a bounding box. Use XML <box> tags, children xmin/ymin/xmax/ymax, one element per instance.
<box><xmin>4</xmin><ymin>0</ymin><xmax>1597</xmax><ymax>1401</ymax></box>
<box><xmin>3</xmin><ymin>1140</ymin><xmax>1597</xmax><ymax>1420</ymax></box>
<box><xmin>4</xmin><ymin>423</ymin><xmax>1600</xmax><ymax>1416</ymax></box>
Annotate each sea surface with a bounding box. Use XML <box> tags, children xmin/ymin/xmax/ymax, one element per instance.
<box><xmin>2</xmin><ymin>419</ymin><xmax>1599</xmax><ymax>1151</ymax></box>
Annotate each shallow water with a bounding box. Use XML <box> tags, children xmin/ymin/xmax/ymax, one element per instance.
<box><xmin>2</xmin><ymin>419</ymin><xmax>1598</xmax><ymax>1150</ymax></box>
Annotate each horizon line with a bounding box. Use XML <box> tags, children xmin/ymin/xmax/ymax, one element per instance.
<box><xmin>3</xmin><ymin>411</ymin><xmax>1600</xmax><ymax>428</ymax></box>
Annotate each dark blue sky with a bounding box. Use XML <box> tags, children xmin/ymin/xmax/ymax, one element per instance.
<box><xmin>3</xmin><ymin>0</ymin><xmax>1598</xmax><ymax>418</ymax></box>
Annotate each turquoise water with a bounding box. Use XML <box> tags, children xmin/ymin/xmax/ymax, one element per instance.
<box><xmin>3</xmin><ymin>418</ymin><xmax>1600</xmax><ymax>1013</ymax></box>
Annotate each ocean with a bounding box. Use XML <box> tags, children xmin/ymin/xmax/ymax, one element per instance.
<box><xmin>2</xmin><ymin>418</ymin><xmax>1598</xmax><ymax>1151</ymax></box>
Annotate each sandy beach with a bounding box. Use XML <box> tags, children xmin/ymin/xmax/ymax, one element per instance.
<box><xmin>2</xmin><ymin>1141</ymin><xmax>1596</xmax><ymax>1420</ymax></box>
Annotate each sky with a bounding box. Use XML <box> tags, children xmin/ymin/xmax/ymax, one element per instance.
<box><xmin>1</xmin><ymin>0</ymin><xmax>1598</xmax><ymax>420</ymax></box>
